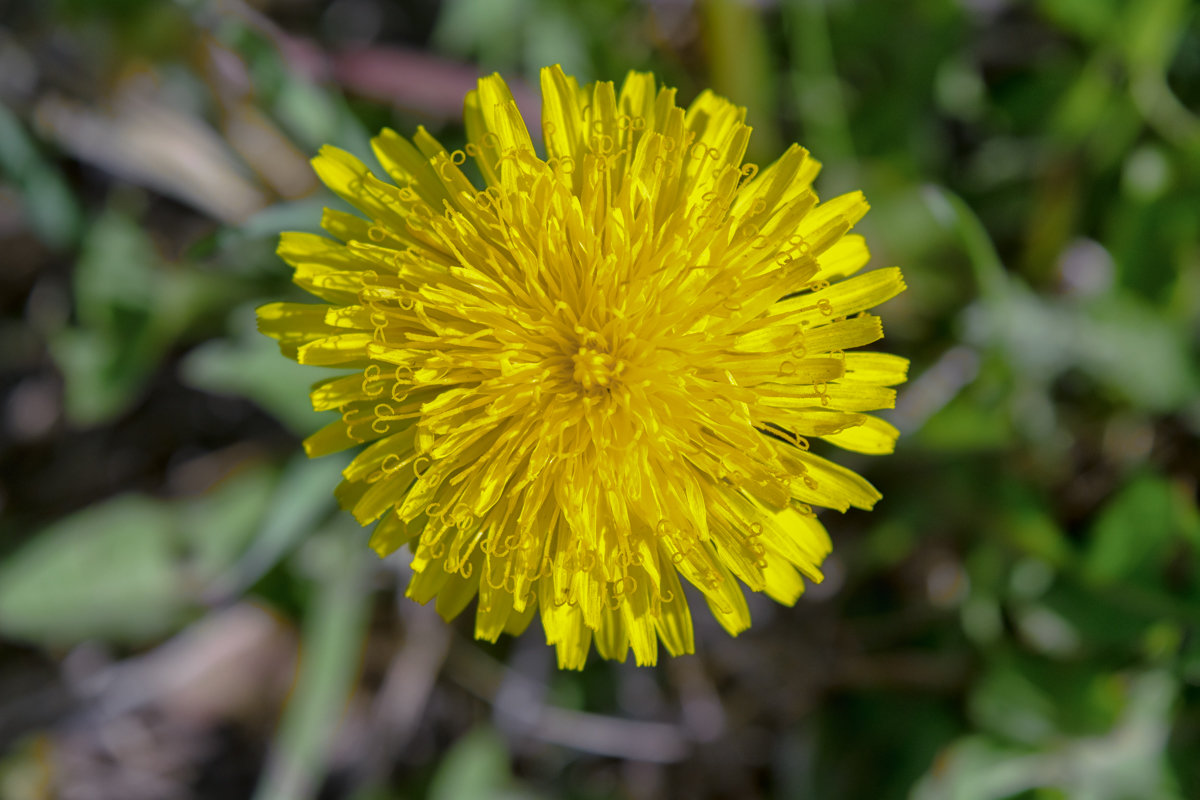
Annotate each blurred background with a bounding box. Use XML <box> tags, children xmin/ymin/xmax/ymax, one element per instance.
<box><xmin>1</xmin><ymin>0</ymin><xmax>1198</xmax><ymax>798</ymax></box>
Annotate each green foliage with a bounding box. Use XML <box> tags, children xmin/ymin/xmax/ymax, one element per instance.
<box><xmin>0</xmin><ymin>103</ymin><xmax>81</xmax><ymax>247</ymax></box>
<box><xmin>915</xmin><ymin>672</ymin><xmax>1181</xmax><ymax>800</ymax></box>
<box><xmin>1</xmin><ymin>0</ymin><xmax>1199</xmax><ymax>799</ymax></box>
<box><xmin>252</xmin><ymin>525</ymin><xmax>373</xmax><ymax>800</ymax></box>
<box><xmin>49</xmin><ymin>206</ymin><xmax>266</xmax><ymax>425</ymax></box>
<box><xmin>0</xmin><ymin>496</ymin><xmax>186</xmax><ymax>645</ymax></box>
<box><xmin>1085</xmin><ymin>472</ymin><xmax>1180</xmax><ymax>585</ymax></box>
<box><xmin>182</xmin><ymin>305</ymin><xmax>331</xmax><ymax>435</ymax></box>
<box><xmin>427</xmin><ymin>728</ymin><xmax>527</xmax><ymax>800</ymax></box>
<box><xmin>0</xmin><ymin>466</ymin><xmax>274</xmax><ymax>646</ymax></box>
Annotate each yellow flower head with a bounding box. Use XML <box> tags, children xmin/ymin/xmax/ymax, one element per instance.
<box><xmin>258</xmin><ymin>65</ymin><xmax>907</xmax><ymax>669</ymax></box>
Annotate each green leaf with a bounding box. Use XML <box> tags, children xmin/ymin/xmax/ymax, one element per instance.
<box><xmin>0</xmin><ymin>496</ymin><xmax>188</xmax><ymax>645</ymax></box>
<box><xmin>252</xmin><ymin>526</ymin><xmax>373</xmax><ymax>800</ymax></box>
<box><xmin>180</xmin><ymin>464</ymin><xmax>278</xmax><ymax>581</ymax></box>
<box><xmin>918</xmin><ymin>393</ymin><xmax>1013</xmax><ymax>451</ymax></box>
<box><xmin>1036</xmin><ymin>0</ymin><xmax>1121</xmax><ymax>41</ymax></box>
<box><xmin>19</xmin><ymin>163</ymin><xmax>82</xmax><ymax>248</ymax></box>
<box><xmin>1072</xmin><ymin>293</ymin><xmax>1200</xmax><ymax>411</ymax></box>
<box><xmin>50</xmin><ymin>329</ymin><xmax>143</xmax><ymax>425</ymax></box>
<box><xmin>202</xmin><ymin>453</ymin><xmax>347</xmax><ymax>603</ymax></box>
<box><xmin>968</xmin><ymin>658</ymin><xmax>1058</xmax><ymax>746</ymax></box>
<box><xmin>1042</xmin><ymin>578</ymin><xmax>1158</xmax><ymax>646</ymax></box>
<box><xmin>1084</xmin><ymin>472</ymin><xmax>1176</xmax><ymax>585</ymax></box>
<box><xmin>50</xmin><ymin>209</ymin><xmax>244</xmax><ymax>425</ymax></box>
<box><xmin>433</xmin><ymin>0</ymin><xmax>529</xmax><ymax>68</ymax></box>
<box><xmin>0</xmin><ymin>103</ymin><xmax>81</xmax><ymax>247</ymax></box>
<box><xmin>917</xmin><ymin>672</ymin><xmax>1180</xmax><ymax>800</ymax></box>
<box><xmin>50</xmin><ymin>210</ymin><xmax>163</xmax><ymax>424</ymax></box>
<box><xmin>180</xmin><ymin>303</ymin><xmax>335</xmax><ymax>434</ymax></box>
<box><xmin>428</xmin><ymin>728</ymin><xmax>514</xmax><ymax>800</ymax></box>
<box><xmin>1121</xmin><ymin>0</ymin><xmax>1189</xmax><ymax>74</ymax></box>
<box><xmin>966</xmin><ymin>284</ymin><xmax>1199</xmax><ymax>413</ymax></box>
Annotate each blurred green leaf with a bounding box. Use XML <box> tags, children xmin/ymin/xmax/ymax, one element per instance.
<box><xmin>1001</xmin><ymin>505</ymin><xmax>1073</xmax><ymax>568</ymax></box>
<box><xmin>1051</xmin><ymin>57</ymin><xmax>1121</xmax><ymax>147</ymax></box>
<box><xmin>434</xmin><ymin>0</ymin><xmax>530</xmax><ymax>71</ymax></box>
<box><xmin>428</xmin><ymin>728</ymin><xmax>515</xmax><ymax>800</ymax></box>
<box><xmin>18</xmin><ymin>164</ymin><xmax>82</xmax><ymax>249</ymax></box>
<box><xmin>180</xmin><ymin>303</ymin><xmax>334</xmax><ymax>434</ymax></box>
<box><xmin>816</xmin><ymin>692</ymin><xmax>959</xmax><ymax>800</ymax></box>
<box><xmin>784</xmin><ymin>0</ymin><xmax>853</xmax><ymax>169</ymax></box>
<box><xmin>1121</xmin><ymin>0</ymin><xmax>1189</xmax><ymax>75</ymax></box>
<box><xmin>1042</xmin><ymin>578</ymin><xmax>1160</xmax><ymax>647</ymax></box>
<box><xmin>51</xmin><ymin>208</ymin><xmax>249</xmax><ymax>424</ymax></box>
<box><xmin>1076</xmin><ymin>294</ymin><xmax>1200</xmax><ymax>411</ymax></box>
<box><xmin>964</xmin><ymin>285</ymin><xmax>1199</xmax><ymax>413</ymax></box>
<box><xmin>1084</xmin><ymin>472</ymin><xmax>1176</xmax><ymax>585</ymax></box>
<box><xmin>180</xmin><ymin>464</ymin><xmax>277</xmax><ymax>581</ymax></box>
<box><xmin>1109</xmin><ymin>191</ymin><xmax>1199</xmax><ymax>302</ymax></box>
<box><xmin>916</xmin><ymin>672</ymin><xmax>1180</xmax><ymax>800</ymax></box>
<box><xmin>237</xmin><ymin>197</ymin><xmax>332</xmax><ymax>241</ymax></box>
<box><xmin>864</xmin><ymin>519</ymin><xmax>917</xmax><ymax>569</ymax></box>
<box><xmin>273</xmin><ymin>78</ymin><xmax>346</xmax><ymax>153</ymax></box>
<box><xmin>924</xmin><ymin>186</ymin><xmax>1008</xmax><ymax>302</ymax></box>
<box><xmin>0</xmin><ymin>459</ymin><xmax>317</xmax><ymax>647</ymax></box>
<box><xmin>1036</xmin><ymin>0</ymin><xmax>1121</xmax><ymax>42</ymax></box>
<box><xmin>969</xmin><ymin>659</ymin><xmax>1058</xmax><ymax>746</ymax></box>
<box><xmin>971</xmin><ymin>656</ymin><xmax>1122</xmax><ymax>746</ymax></box>
<box><xmin>524</xmin><ymin>7</ymin><xmax>589</xmax><ymax>81</ymax></box>
<box><xmin>253</xmin><ymin>525</ymin><xmax>372</xmax><ymax>800</ymax></box>
<box><xmin>0</xmin><ymin>496</ymin><xmax>186</xmax><ymax>645</ymax></box>
<box><xmin>202</xmin><ymin>452</ymin><xmax>347</xmax><ymax>603</ymax></box>
<box><xmin>0</xmin><ymin>103</ymin><xmax>37</xmax><ymax>171</ymax></box>
<box><xmin>0</xmin><ymin>103</ymin><xmax>81</xmax><ymax>247</ymax></box>
<box><xmin>918</xmin><ymin>392</ymin><xmax>1013</xmax><ymax>451</ymax></box>
<box><xmin>273</xmin><ymin>77</ymin><xmax>372</xmax><ymax>158</ymax></box>
<box><xmin>50</xmin><ymin>329</ymin><xmax>141</xmax><ymax>425</ymax></box>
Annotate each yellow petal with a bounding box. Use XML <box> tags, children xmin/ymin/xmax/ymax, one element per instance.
<box><xmin>775</xmin><ymin>267</ymin><xmax>906</xmax><ymax>324</ymax></box>
<box><xmin>371</xmin><ymin>128</ymin><xmax>451</xmax><ymax>208</ymax></box>
<box><xmin>757</xmin><ymin>505</ymin><xmax>831</xmax><ymax>582</ymax></box>
<box><xmin>368</xmin><ymin>511</ymin><xmax>417</xmax><ymax>557</ymax></box>
<box><xmin>436</xmin><ymin>556</ymin><xmax>482</xmax><ymax>619</ymax></box>
<box><xmin>784</xmin><ymin>449</ymin><xmax>883</xmax><ymax>511</ymax></box>
<box><xmin>815</xmin><ymin>234</ymin><xmax>870</xmax><ymax>281</ymax></box>
<box><xmin>702</xmin><ymin>559</ymin><xmax>752</xmax><ymax>636</ymax></box>
<box><xmin>594</xmin><ymin>602</ymin><xmax>629</xmax><ymax>662</ymax></box>
<box><xmin>761</xmin><ymin>555</ymin><xmax>805</xmax><ymax>605</ymax></box>
<box><xmin>311</xmin><ymin>145</ymin><xmax>407</xmax><ymax>230</ymax></box>
<box><xmin>841</xmin><ymin>352</ymin><xmax>910</xmax><ymax>386</ymax></box>
<box><xmin>651</xmin><ymin>563</ymin><xmax>694</xmax><ymax>656</ymax></box>
<box><xmin>303</xmin><ymin>419</ymin><xmax>363</xmax><ymax>458</ymax></box>
<box><xmin>821</xmin><ymin>414</ymin><xmax>901</xmax><ymax>454</ymax></box>
<box><xmin>296</xmin><ymin>333</ymin><xmax>374</xmax><ymax>367</ymax></box>
<box><xmin>623</xmin><ymin>601</ymin><xmax>658</xmax><ymax>666</ymax></box>
<box><xmin>476</xmin><ymin>73</ymin><xmax>534</xmax><ymax>155</ymax></box>
<box><xmin>321</xmin><ymin>208</ymin><xmax>372</xmax><ymax>243</ymax></box>
<box><xmin>309</xmin><ymin>374</ymin><xmax>365</xmax><ymax>412</ymax></box>
<box><xmin>256</xmin><ymin>301</ymin><xmax>334</xmax><ymax>359</ymax></box>
<box><xmin>617</xmin><ymin>69</ymin><xmax>657</xmax><ymax>142</ymax></box>
<box><xmin>407</xmin><ymin>561</ymin><xmax>450</xmax><ymax>605</ymax></box>
<box><xmin>540</xmin><ymin>64</ymin><xmax>586</xmax><ymax>165</ymax></box>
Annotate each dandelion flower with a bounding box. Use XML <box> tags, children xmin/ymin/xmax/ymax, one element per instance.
<box><xmin>258</xmin><ymin>65</ymin><xmax>907</xmax><ymax>668</ymax></box>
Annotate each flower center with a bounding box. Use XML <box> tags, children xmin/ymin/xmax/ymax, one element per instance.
<box><xmin>572</xmin><ymin>345</ymin><xmax>621</xmax><ymax>391</ymax></box>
